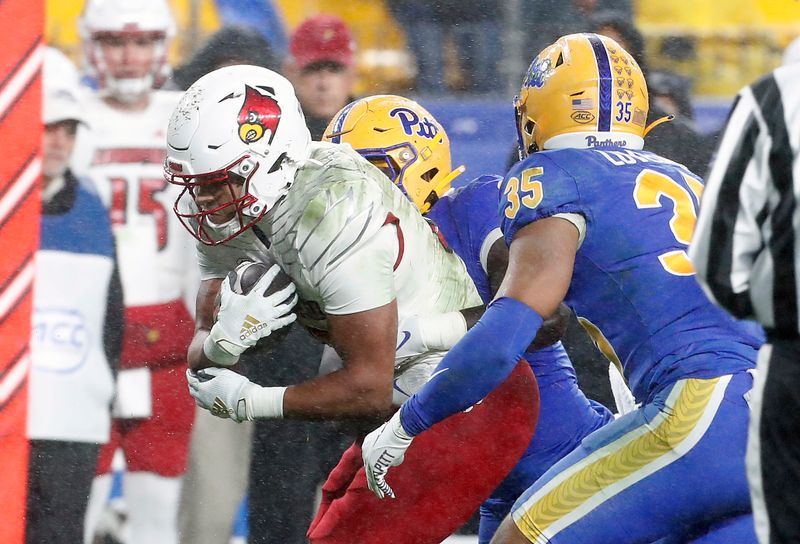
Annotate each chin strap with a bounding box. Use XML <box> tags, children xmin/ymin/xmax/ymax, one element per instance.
<box><xmin>643</xmin><ymin>115</ymin><xmax>674</xmax><ymax>137</ymax></box>
<box><xmin>425</xmin><ymin>165</ymin><xmax>466</xmax><ymax>211</ymax></box>
<box><xmin>438</xmin><ymin>165</ymin><xmax>466</xmax><ymax>189</ymax></box>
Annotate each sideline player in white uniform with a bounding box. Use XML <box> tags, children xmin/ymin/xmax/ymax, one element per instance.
<box><xmin>168</xmin><ymin>65</ymin><xmax>540</xmax><ymax>544</ymax></box>
<box><xmin>75</xmin><ymin>2</ymin><xmax>197</xmax><ymax>543</ymax></box>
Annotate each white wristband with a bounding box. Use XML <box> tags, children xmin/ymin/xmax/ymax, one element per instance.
<box><xmin>420</xmin><ymin>311</ymin><xmax>468</xmax><ymax>351</ymax></box>
<box><xmin>203</xmin><ymin>335</ymin><xmax>240</xmax><ymax>366</ymax></box>
<box><xmin>246</xmin><ymin>386</ymin><xmax>287</xmax><ymax>419</ymax></box>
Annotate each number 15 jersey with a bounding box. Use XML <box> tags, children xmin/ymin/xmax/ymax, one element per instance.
<box><xmin>76</xmin><ymin>90</ymin><xmax>197</xmax><ymax>308</ymax></box>
<box><xmin>500</xmin><ymin>147</ymin><xmax>761</xmax><ymax>402</ymax></box>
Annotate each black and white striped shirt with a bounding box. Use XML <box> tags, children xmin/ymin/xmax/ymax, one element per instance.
<box><xmin>690</xmin><ymin>63</ymin><xmax>800</xmax><ymax>340</ymax></box>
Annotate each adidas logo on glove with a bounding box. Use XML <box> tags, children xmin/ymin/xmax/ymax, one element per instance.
<box><xmin>240</xmin><ymin>314</ymin><xmax>268</xmax><ymax>341</ymax></box>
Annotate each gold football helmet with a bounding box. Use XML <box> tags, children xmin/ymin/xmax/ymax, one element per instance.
<box><xmin>515</xmin><ymin>33</ymin><xmax>657</xmax><ymax>156</ymax></box>
<box><xmin>323</xmin><ymin>95</ymin><xmax>463</xmax><ymax>213</ymax></box>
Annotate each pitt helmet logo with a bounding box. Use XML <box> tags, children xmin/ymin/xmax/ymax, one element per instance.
<box><xmin>522</xmin><ymin>57</ymin><xmax>554</xmax><ymax>89</ymax></box>
<box><xmin>237</xmin><ymin>86</ymin><xmax>281</xmax><ymax>144</ymax></box>
<box><xmin>389</xmin><ymin>107</ymin><xmax>439</xmax><ymax>140</ymax></box>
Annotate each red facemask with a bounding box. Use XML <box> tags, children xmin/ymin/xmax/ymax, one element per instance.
<box><xmin>164</xmin><ymin>155</ymin><xmax>266</xmax><ymax>245</ymax></box>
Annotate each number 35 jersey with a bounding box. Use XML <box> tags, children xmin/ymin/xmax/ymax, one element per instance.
<box><xmin>75</xmin><ymin>90</ymin><xmax>197</xmax><ymax>307</ymax></box>
<box><xmin>500</xmin><ymin>147</ymin><xmax>761</xmax><ymax>401</ymax></box>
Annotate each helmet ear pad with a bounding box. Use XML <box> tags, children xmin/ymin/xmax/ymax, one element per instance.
<box><xmin>523</xmin><ymin>118</ymin><xmax>538</xmax><ymax>154</ymax></box>
<box><xmin>514</xmin><ymin>97</ymin><xmax>540</xmax><ymax>158</ymax></box>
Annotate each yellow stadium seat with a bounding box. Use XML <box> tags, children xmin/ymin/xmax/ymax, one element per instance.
<box><xmin>636</xmin><ymin>0</ymin><xmax>800</xmax><ymax>96</ymax></box>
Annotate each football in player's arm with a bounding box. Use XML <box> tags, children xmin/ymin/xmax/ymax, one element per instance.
<box><xmin>184</xmin><ymin>218</ymin><xmax>564</xmax><ymax>422</ymax></box>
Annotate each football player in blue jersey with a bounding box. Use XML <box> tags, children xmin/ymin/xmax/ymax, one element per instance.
<box><xmin>325</xmin><ymin>94</ymin><xmax>615</xmax><ymax>543</ymax></box>
<box><xmin>361</xmin><ymin>34</ymin><xmax>763</xmax><ymax>543</ymax></box>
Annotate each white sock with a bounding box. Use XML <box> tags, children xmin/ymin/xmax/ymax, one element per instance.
<box><xmin>84</xmin><ymin>474</ymin><xmax>113</xmax><ymax>544</ymax></box>
<box><xmin>125</xmin><ymin>472</ymin><xmax>182</xmax><ymax>544</ymax></box>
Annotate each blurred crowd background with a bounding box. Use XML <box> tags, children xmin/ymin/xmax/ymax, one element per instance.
<box><xmin>32</xmin><ymin>1</ymin><xmax>800</xmax><ymax>544</ymax></box>
<box><xmin>46</xmin><ymin>0</ymin><xmax>800</xmax><ymax>182</ymax></box>
<box><xmin>48</xmin><ymin>0</ymin><xmax>800</xmax><ymax>97</ymax></box>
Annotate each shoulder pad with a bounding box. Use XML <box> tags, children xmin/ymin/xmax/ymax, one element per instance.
<box><xmin>499</xmin><ymin>151</ymin><xmax>583</xmax><ymax>244</ymax></box>
<box><xmin>307</xmin><ymin>140</ymin><xmax>365</xmax><ymax>171</ymax></box>
<box><xmin>294</xmin><ymin>164</ymin><xmax>389</xmax><ymax>277</ymax></box>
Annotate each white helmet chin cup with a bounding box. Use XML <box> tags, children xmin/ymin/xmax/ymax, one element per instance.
<box><xmin>164</xmin><ymin>65</ymin><xmax>311</xmax><ymax>244</ymax></box>
<box><xmin>80</xmin><ymin>0</ymin><xmax>175</xmax><ymax>96</ymax></box>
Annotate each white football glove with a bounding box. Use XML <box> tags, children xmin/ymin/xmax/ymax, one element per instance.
<box><xmin>361</xmin><ymin>410</ymin><xmax>414</xmax><ymax>499</ymax></box>
<box><xmin>395</xmin><ymin>312</ymin><xmax>467</xmax><ymax>360</ymax></box>
<box><xmin>204</xmin><ymin>264</ymin><xmax>298</xmax><ymax>365</ymax></box>
<box><xmin>186</xmin><ymin>368</ymin><xmax>286</xmax><ymax>422</ymax></box>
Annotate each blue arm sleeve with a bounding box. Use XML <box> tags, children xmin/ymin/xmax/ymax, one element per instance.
<box><xmin>400</xmin><ymin>297</ymin><xmax>543</xmax><ymax>436</ymax></box>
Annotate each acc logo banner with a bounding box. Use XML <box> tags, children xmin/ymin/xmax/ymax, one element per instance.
<box><xmin>238</xmin><ymin>86</ymin><xmax>281</xmax><ymax>144</ymax></box>
<box><xmin>389</xmin><ymin>107</ymin><xmax>439</xmax><ymax>139</ymax></box>
<box><xmin>31</xmin><ymin>308</ymin><xmax>90</xmax><ymax>373</ymax></box>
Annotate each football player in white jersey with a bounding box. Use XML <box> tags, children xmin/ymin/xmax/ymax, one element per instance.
<box><xmin>75</xmin><ymin>2</ymin><xmax>197</xmax><ymax>543</ymax></box>
<box><xmin>169</xmin><ymin>65</ymin><xmax>540</xmax><ymax>543</ymax></box>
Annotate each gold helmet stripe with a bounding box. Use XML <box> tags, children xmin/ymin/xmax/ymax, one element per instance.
<box><xmin>585</xmin><ymin>33</ymin><xmax>613</xmax><ymax>133</ymax></box>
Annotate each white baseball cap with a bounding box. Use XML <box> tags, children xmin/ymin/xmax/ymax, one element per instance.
<box><xmin>43</xmin><ymin>47</ymin><xmax>88</xmax><ymax>126</ymax></box>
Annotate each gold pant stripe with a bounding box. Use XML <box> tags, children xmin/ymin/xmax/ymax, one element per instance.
<box><xmin>514</xmin><ymin>377</ymin><xmax>721</xmax><ymax>540</ymax></box>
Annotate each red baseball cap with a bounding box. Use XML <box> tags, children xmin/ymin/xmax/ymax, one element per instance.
<box><xmin>289</xmin><ymin>14</ymin><xmax>355</xmax><ymax>70</ymax></box>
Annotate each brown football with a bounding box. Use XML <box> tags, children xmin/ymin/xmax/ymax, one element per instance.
<box><xmin>224</xmin><ymin>261</ymin><xmax>296</xmax><ymax>350</ymax></box>
<box><xmin>232</xmin><ymin>261</ymin><xmax>269</xmax><ymax>295</ymax></box>
<box><xmin>228</xmin><ymin>261</ymin><xmax>293</xmax><ymax>300</ymax></box>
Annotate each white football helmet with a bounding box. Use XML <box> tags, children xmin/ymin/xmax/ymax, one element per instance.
<box><xmin>79</xmin><ymin>0</ymin><xmax>175</xmax><ymax>101</ymax></box>
<box><xmin>164</xmin><ymin>65</ymin><xmax>311</xmax><ymax>245</ymax></box>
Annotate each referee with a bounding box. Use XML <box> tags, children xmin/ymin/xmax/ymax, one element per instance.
<box><xmin>690</xmin><ymin>62</ymin><xmax>800</xmax><ymax>544</ymax></box>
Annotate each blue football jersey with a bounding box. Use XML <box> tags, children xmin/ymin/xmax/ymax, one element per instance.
<box><xmin>427</xmin><ymin>175</ymin><xmax>501</xmax><ymax>302</ymax></box>
<box><xmin>500</xmin><ymin>147</ymin><xmax>760</xmax><ymax>401</ymax></box>
<box><xmin>427</xmin><ymin>175</ymin><xmax>576</xmax><ymax>388</ymax></box>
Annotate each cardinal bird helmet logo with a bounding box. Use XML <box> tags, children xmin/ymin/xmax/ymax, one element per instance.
<box><xmin>237</xmin><ymin>85</ymin><xmax>281</xmax><ymax>145</ymax></box>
